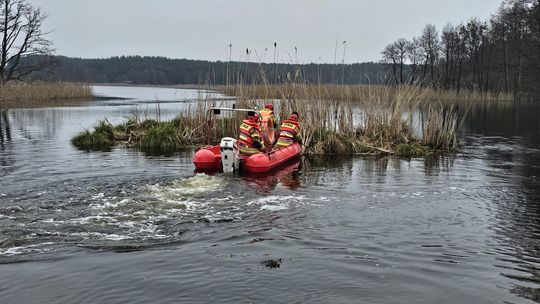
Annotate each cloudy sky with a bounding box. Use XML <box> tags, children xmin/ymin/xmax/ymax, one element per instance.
<box><xmin>29</xmin><ymin>0</ymin><xmax>502</xmax><ymax>64</ymax></box>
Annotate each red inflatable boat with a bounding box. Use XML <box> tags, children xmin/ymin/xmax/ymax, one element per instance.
<box><xmin>192</xmin><ymin>107</ymin><xmax>301</xmax><ymax>174</ymax></box>
<box><xmin>193</xmin><ymin>142</ymin><xmax>301</xmax><ymax>173</ymax></box>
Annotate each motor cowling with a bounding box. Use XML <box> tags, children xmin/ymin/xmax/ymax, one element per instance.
<box><xmin>220</xmin><ymin>137</ymin><xmax>238</xmax><ymax>173</ymax></box>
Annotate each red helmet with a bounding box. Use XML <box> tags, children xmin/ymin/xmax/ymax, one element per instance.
<box><xmin>248</xmin><ymin>113</ymin><xmax>259</xmax><ymax>123</ymax></box>
<box><xmin>289</xmin><ymin>112</ymin><xmax>299</xmax><ymax>121</ymax></box>
<box><xmin>265</xmin><ymin>103</ymin><xmax>274</xmax><ymax>111</ymax></box>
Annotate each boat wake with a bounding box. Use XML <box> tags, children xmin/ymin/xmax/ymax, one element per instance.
<box><xmin>0</xmin><ymin>173</ymin><xmax>318</xmax><ymax>261</ymax></box>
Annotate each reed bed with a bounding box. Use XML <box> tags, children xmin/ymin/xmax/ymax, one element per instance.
<box><xmin>216</xmin><ymin>84</ymin><xmax>511</xmax><ymax>103</ymax></box>
<box><xmin>222</xmin><ymin>83</ymin><xmax>462</xmax><ymax>156</ymax></box>
<box><xmin>73</xmin><ymin>83</ymin><xmax>462</xmax><ymax>157</ymax></box>
<box><xmin>0</xmin><ymin>82</ymin><xmax>93</xmax><ymax>107</ymax></box>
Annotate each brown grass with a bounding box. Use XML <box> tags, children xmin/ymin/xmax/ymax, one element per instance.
<box><xmin>0</xmin><ymin>82</ymin><xmax>93</xmax><ymax>107</ymax></box>
<box><xmin>216</xmin><ymin>84</ymin><xmax>512</xmax><ymax>103</ymax></box>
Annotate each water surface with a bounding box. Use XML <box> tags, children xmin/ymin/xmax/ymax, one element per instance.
<box><xmin>1</xmin><ymin>86</ymin><xmax>539</xmax><ymax>303</ymax></box>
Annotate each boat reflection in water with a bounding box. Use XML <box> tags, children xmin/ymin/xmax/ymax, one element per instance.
<box><xmin>241</xmin><ymin>157</ymin><xmax>301</xmax><ymax>193</ymax></box>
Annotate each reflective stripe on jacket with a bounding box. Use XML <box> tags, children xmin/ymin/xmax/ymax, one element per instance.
<box><xmin>238</xmin><ymin>119</ymin><xmax>263</xmax><ymax>155</ymax></box>
<box><xmin>239</xmin><ymin>144</ymin><xmax>261</xmax><ymax>155</ymax></box>
<box><xmin>275</xmin><ymin>119</ymin><xmax>299</xmax><ymax>148</ymax></box>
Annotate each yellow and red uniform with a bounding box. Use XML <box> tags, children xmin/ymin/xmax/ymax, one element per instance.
<box><xmin>238</xmin><ymin>119</ymin><xmax>264</xmax><ymax>155</ymax></box>
<box><xmin>275</xmin><ymin>119</ymin><xmax>300</xmax><ymax>148</ymax></box>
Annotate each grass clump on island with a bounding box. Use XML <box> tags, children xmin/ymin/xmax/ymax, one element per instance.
<box><xmin>72</xmin><ymin>84</ymin><xmax>461</xmax><ymax>158</ymax></box>
<box><xmin>71</xmin><ymin>121</ymin><xmax>115</xmax><ymax>151</ymax></box>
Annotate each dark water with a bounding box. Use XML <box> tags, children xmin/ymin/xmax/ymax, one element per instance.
<box><xmin>1</xmin><ymin>86</ymin><xmax>540</xmax><ymax>304</ymax></box>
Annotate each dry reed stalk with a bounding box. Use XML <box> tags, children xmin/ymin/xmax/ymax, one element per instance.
<box><xmin>422</xmin><ymin>104</ymin><xmax>459</xmax><ymax>151</ymax></box>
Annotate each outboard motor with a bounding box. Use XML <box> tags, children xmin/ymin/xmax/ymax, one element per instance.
<box><xmin>220</xmin><ymin>137</ymin><xmax>238</xmax><ymax>173</ymax></box>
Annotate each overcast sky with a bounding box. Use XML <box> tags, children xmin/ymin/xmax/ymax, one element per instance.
<box><xmin>28</xmin><ymin>0</ymin><xmax>502</xmax><ymax>64</ymax></box>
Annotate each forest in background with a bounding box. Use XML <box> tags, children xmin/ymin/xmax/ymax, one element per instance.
<box><xmin>380</xmin><ymin>0</ymin><xmax>539</xmax><ymax>100</ymax></box>
<box><xmin>24</xmin><ymin>55</ymin><xmax>394</xmax><ymax>86</ymax></box>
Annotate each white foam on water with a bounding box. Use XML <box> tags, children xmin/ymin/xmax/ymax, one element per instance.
<box><xmin>67</xmin><ymin>231</ymin><xmax>133</xmax><ymax>241</ymax></box>
<box><xmin>0</xmin><ymin>247</ymin><xmax>24</xmax><ymax>256</ymax></box>
<box><xmin>145</xmin><ymin>173</ymin><xmax>225</xmax><ymax>198</ymax></box>
<box><xmin>71</xmin><ymin>215</ymin><xmax>110</xmax><ymax>225</ymax></box>
<box><xmin>0</xmin><ymin>242</ymin><xmax>56</xmax><ymax>256</ymax></box>
<box><xmin>72</xmin><ymin>214</ymin><xmax>159</xmax><ymax>230</ymax></box>
<box><xmin>59</xmin><ymin>185</ymin><xmax>330</xmax><ymax>243</ymax></box>
<box><xmin>91</xmin><ymin>193</ymin><xmax>105</xmax><ymax>199</ymax></box>
<box><xmin>69</xmin><ymin>175</ymin><xmax>319</xmax><ymax>241</ymax></box>
<box><xmin>104</xmin><ymin>234</ymin><xmax>132</xmax><ymax>241</ymax></box>
<box><xmin>89</xmin><ymin>198</ymin><xmax>132</xmax><ymax>211</ymax></box>
<box><xmin>261</xmin><ymin>205</ymin><xmax>289</xmax><ymax>211</ymax></box>
<box><xmin>247</xmin><ymin>195</ymin><xmax>307</xmax><ymax>211</ymax></box>
<box><xmin>41</xmin><ymin>218</ymin><xmax>66</xmax><ymax>225</ymax></box>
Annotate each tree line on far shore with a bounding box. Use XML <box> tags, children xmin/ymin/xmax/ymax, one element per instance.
<box><xmin>380</xmin><ymin>0</ymin><xmax>540</xmax><ymax>100</ymax></box>
<box><xmin>23</xmin><ymin>55</ymin><xmax>394</xmax><ymax>86</ymax></box>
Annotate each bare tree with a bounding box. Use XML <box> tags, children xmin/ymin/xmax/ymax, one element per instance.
<box><xmin>406</xmin><ymin>37</ymin><xmax>422</xmax><ymax>84</ymax></box>
<box><xmin>0</xmin><ymin>0</ymin><xmax>52</xmax><ymax>84</ymax></box>
<box><xmin>419</xmin><ymin>24</ymin><xmax>440</xmax><ymax>83</ymax></box>
<box><xmin>441</xmin><ymin>23</ymin><xmax>462</xmax><ymax>89</ymax></box>
<box><xmin>393</xmin><ymin>38</ymin><xmax>409</xmax><ymax>85</ymax></box>
<box><xmin>491</xmin><ymin>12</ymin><xmax>510</xmax><ymax>93</ymax></box>
<box><xmin>462</xmin><ymin>19</ymin><xmax>486</xmax><ymax>89</ymax></box>
<box><xmin>381</xmin><ymin>43</ymin><xmax>399</xmax><ymax>84</ymax></box>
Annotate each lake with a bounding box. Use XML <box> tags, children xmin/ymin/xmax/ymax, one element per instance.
<box><xmin>1</xmin><ymin>85</ymin><xmax>539</xmax><ymax>303</ymax></box>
